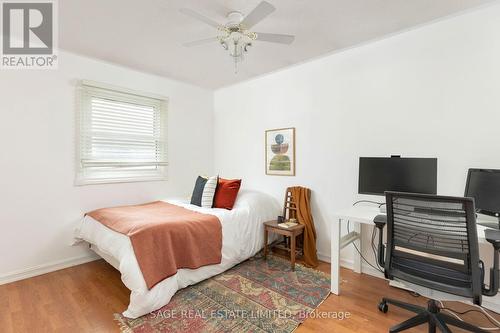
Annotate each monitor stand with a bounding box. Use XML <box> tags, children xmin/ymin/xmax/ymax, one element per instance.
<box><xmin>476</xmin><ymin>213</ymin><xmax>500</xmax><ymax>230</ymax></box>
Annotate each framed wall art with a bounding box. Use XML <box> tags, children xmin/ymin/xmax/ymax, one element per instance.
<box><xmin>265</xmin><ymin>127</ymin><xmax>295</xmax><ymax>176</ymax></box>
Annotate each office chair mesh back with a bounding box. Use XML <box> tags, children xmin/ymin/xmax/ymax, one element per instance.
<box><xmin>386</xmin><ymin>192</ymin><xmax>482</xmax><ymax>301</ymax></box>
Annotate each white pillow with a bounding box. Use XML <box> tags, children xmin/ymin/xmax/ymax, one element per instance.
<box><xmin>233</xmin><ymin>189</ymin><xmax>281</xmax><ymax>212</ymax></box>
<box><xmin>201</xmin><ymin>176</ymin><xmax>218</xmax><ymax>208</ymax></box>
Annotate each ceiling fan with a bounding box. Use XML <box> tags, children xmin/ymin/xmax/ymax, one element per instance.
<box><xmin>180</xmin><ymin>1</ymin><xmax>295</xmax><ymax>72</ymax></box>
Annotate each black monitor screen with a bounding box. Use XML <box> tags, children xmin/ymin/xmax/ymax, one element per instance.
<box><xmin>465</xmin><ymin>169</ymin><xmax>500</xmax><ymax>217</ymax></box>
<box><xmin>358</xmin><ymin>157</ymin><xmax>437</xmax><ymax>196</ymax></box>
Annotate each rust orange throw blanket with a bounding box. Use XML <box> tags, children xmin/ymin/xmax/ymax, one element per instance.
<box><xmin>87</xmin><ymin>201</ymin><xmax>222</xmax><ymax>289</ymax></box>
<box><xmin>289</xmin><ymin>186</ymin><xmax>319</xmax><ymax>268</ymax></box>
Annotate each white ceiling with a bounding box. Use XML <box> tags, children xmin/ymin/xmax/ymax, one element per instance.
<box><xmin>60</xmin><ymin>0</ymin><xmax>493</xmax><ymax>89</ymax></box>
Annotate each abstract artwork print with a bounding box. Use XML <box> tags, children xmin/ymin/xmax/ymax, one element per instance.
<box><xmin>265</xmin><ymin>127</ymin><xmax>295</xmax><ymax>176</ymax></box>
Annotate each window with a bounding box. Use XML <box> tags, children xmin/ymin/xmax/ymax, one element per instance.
<box><xmin>76</xmin><ymin>81</ymin><xmax>168</xmax><ymax>185</ymax></box>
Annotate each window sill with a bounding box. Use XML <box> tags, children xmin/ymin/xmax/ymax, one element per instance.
<box><xmin>74</xmin><ymin>176</ymin><xmax>167</xmax><ymax>186</ymax></box>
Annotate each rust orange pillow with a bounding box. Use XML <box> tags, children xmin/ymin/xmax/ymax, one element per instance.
<box><xmin>213</xmin><ymin>178</ymin><xmax>241</xmax><ymax>210</ymax></box>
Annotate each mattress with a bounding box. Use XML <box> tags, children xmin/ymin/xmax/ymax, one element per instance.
<box><xmin>74</xmin><ymin>190</ymin><xmax>281</xmax><ymax>318</ymax></box>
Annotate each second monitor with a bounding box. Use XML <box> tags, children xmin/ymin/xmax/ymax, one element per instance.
<box><xmin>465</xmin><ymin>168</ymin><xmax>500</xmax><ymax>230</ymax></box>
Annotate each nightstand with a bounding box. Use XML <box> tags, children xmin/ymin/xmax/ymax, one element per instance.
<box><xmin>263</xmin><ymin>220</ymin><xmax>305</xmax><ymax>270</ymax></box>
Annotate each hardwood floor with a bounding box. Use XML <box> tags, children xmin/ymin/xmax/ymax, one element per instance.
<box><xmin>0</xmin><ymin>259</ymin><xmax>498</xmax><ymax>332</ymax></box>
<box><xmin>301</xmin><ymin>261</ymin><xmax>500</xmax><ymax>333</ymax></box>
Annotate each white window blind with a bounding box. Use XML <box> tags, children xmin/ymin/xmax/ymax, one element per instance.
<box><xmin>76</xmin><ymin>82</ymin><xmax>168</xmax><ymax>185</ymax></box>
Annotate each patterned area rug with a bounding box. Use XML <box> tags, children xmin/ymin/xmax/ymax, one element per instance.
<box><xmin>115</xmin><ymin>254</ymin><xmax>331</xmax><ymax>333</ymax></box>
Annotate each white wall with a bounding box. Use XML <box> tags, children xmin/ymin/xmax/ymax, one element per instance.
<box><xmin>214</xmin><ymin>3</ymin><xmax>500</xmax><ymax>265</ymax></box>
<box><xmin>0</xmin><ymin>51</ymin><xmax>214</xmax><ymax>281</ymax></box>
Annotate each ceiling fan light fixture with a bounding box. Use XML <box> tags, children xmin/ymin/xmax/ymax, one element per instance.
<box><xmin>180</xmin><ymin>1</ymin><xmax>295</xmax><ymax>74</ymax></box>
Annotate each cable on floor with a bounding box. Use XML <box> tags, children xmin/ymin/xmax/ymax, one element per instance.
<box><xmin>437</xmin><ymin>300</ymin><xmax>500</xmax><ymax>331</ymax></box>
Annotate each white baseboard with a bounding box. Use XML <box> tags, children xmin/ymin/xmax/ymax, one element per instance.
<box><xmin>317</xmin><ymin>251</ymin><xmax>331</xmax><ymax>263</ymax></box>
<box><xmin>483</xmin><ymin>298</ymin><xmax>500</xmax><ymax>314</ymax></box>
<box><xmin>340</xmin><ymin>257</ymin><xmax>385</xmax><ymax>279</ymax></box>
<box><xmin>0</xmin><ymin>253</ymin><xmax>99</xmax><ymax>285</ymax></box>
<box><xmin>318</xmin><ymin>251</ymin><xmax>384</xmax><ymax>279</ymax></box>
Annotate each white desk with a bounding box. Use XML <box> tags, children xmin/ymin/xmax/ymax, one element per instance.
<box><xmin>331</xmin><ymin>205</ymin><xmax>489</xmax><ymax>295</ymax></box>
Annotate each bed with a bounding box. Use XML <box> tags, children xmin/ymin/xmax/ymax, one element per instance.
<box><xmin>74</xmin><ymin>190</ymin><xmax>281</xmax><ymax>318</ymax></box>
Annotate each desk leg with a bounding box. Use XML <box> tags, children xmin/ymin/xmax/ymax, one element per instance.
<box><xmin>331</xmin><ymin>218</ymin><xmax>341</xmax><ymax>295</ymax></box>
<box><xmin>353</xmin><ymin>221</ymin><xmax>362</xmax><ymax>274</ymax></box>
<box><xmin>264</xmin><ymin>228</ymin><xmax>268</xmax><ymax>260</ymax></box>
<box><xmin>290</xmin><ymin>234</ymin><xmax>296</xmax><ymax>271</ymax></box>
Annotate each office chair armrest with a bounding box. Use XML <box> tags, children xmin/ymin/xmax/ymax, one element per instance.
<box><xmin>374</xmin><ymin>215</ymin><xmax>387</xmax><ymax>268</ymax></box>
<box><xmin>483</xmin><ymin>229</ymin><xmax>500</xmax><ymax>297</ymax></box>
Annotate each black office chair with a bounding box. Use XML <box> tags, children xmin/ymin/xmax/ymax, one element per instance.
<box><xmin>375</xmin><ymin>192</ymin><xmax>500</xmax><ymax>333</ymax></box>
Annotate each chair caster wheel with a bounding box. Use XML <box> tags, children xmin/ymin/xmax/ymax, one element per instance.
<box><xmin>378</xmin><ymin>301</ymin><xmax>388</xmax><ymax>313</ymax></box>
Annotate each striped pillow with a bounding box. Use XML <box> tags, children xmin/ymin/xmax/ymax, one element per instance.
<box><xmin>201</xmin><ymin>176</ymin><xmax>218</xmax><ymax>208</ymax></box>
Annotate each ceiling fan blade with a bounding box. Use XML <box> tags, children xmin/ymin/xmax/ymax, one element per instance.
<box><xmin>256</xmin><ymin>32</ymin><xmax>295</xmax><ymax>44</ymax></box>
<box><xmin>240</xmin><ymin>1</ymin><xmax>275</xmax><ymax>29</ymax></box>
<box><xmin>183</xmin><ymin>37</ymin><xmax>218</xmax><ymax>47</ymax></box>
<box><xmin>179</xmin><ymin>8</ymin><xmax>222</xmax><ymax>28</ymax></box>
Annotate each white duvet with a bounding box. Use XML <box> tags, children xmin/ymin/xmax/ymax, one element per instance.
<box><xmin>74</xmin><ymin>190</ymin><xmax>280</xmax><ymax>318</ymax></box>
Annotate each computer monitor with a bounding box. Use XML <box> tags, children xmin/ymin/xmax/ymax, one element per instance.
<box><xmin>465</xmin><ymin>169</ymin><xmax>500</xmax><ymax>229</ymax></box>
<box><xmin>358</xmin><ymin>156</ymin><xmax>438</xmax><ymax>196</ymax></box>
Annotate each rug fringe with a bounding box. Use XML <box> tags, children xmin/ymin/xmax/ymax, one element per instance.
<box><xmin>114</xmin><ymin>313</ymin><xmax>133</xmax><ymax>333</ymax></box>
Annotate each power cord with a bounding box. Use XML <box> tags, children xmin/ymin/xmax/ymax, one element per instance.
<box><xmin>437</xmin><ymin>301</ymin><xmax>500</xmax><ymax>331</ymax></box>
<box><xmin>370</xmin><ymin>224</ymin><xmax>384</xmax><ymax>271</ymax></box>
<box><xmin>347</xmin><ymin>219</ymin><xmax>384</xmax><ymax>273</ymax></box>
<box><xmin>406</xmin><ymin>290</ymin><xmax>420</xmax><ymax>297</ymax></box>
<box><xmin>347</xmin><ymin>200</ymin><xmax>385</xmax><ymax>273</ymax></box>
<box><xmin>352</xmin><ymin>200</ymin><xmax>385</xmax><ymax>208</ymax></box>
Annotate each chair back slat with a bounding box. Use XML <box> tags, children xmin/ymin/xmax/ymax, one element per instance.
<box><xmin>283</xmin><ymin>188</ymin><xmax>298</xmax><ymax>219</ymax></box>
